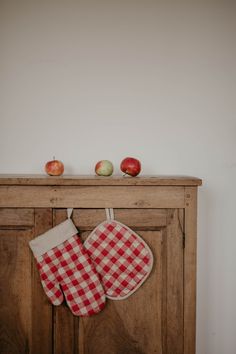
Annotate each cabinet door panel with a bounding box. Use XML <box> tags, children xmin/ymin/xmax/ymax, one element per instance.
<box><xmin>0</xmin><ymin>228</ymin><xmax>33</xmax><ymax>353</ymax></box>
<box><xmin>53</xmin><ymin>305</ymin><xmax>76</xmax><ymax>354</ymax></box>
<box><xmin>0</xmin><ymin>208</ymin><xmax>34</xmax><ymax>227</ymax></box>
<box><xmin>0</xmin><ymin>208</ymin><xmax>53</xmax><ymax>354</ymax></box>
<box><xmin>53</xmin><ymin>208</ymin><xmax>184</xmax><ymax>354</ymax></box>
<box><xmin>79</xmin><ymin>230</ymin><xmax>163</xmax><ymax>354</ymax></box>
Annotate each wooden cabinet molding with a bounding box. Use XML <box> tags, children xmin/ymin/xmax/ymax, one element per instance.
<box><xmin>0</xmin><ymin>174</ymin><xmax>202</xmax><ymax>186</ymax></box>
<box><xmin>0</xmin><ymin>175</ymin><xmax>202</xmax><ymax>354</ymax></box>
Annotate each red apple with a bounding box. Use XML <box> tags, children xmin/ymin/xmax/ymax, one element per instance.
<box><xmin>95</xmin><ymin>160</ymin><xmax>113</xmax><ymax>176</ymax></box>
<box><xmin>45</xmin><ymin>158</ymin><xmax>64</xmax><ymax>176</ymax></box>
<box><xmin>120</xmin><ymin>157</ymin><xmax>141</xmax><ymax>177</ymax></box>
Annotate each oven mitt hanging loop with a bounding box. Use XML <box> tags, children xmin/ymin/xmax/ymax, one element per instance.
<box><xmin>29</xmin><ymin>208</ymin><xmax>106</xmax><ymax>316</ymax></box>
<box><xmin>84</xmin><ymin>208</ymin><xmax>154</xmax><ymax>300</ymax></box>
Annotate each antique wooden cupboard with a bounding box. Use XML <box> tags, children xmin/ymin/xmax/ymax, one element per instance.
<box><xmin>0</xmin><ymin>175</ymin><xmax>202</xmax><ymax>354</ymax></box>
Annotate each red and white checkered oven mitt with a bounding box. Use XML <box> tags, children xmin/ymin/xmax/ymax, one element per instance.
<box><xmin>29</xmin><ymin>209</ymin><xmax>106</xmax><ymax>316</ymax></box>
<box><xmin>84</xmin><ymin>208</ymin><xmax>154</xmax><ymax>300</ymax></box>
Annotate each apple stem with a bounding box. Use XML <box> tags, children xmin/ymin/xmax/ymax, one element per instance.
<box><xmin>53</xmin><ymin>156</ymin><xmax>55</xmax><ymax>160</ymax></box>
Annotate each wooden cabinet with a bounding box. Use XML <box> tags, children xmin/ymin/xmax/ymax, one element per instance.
<box><xmin>0</xmin><ymin>175</ymin><xmax>202</xmax><ymax>354</ymax></box>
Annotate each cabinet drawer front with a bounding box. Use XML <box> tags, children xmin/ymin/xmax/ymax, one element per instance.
<box><xmin>0</xmin><ymin>186</ymin><xmax>185</xmax><ymax>208</ymax></box>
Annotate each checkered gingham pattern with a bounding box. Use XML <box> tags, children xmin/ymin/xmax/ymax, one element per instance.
<box><xmin>84</xmin><ymin>221</ymin><xmax>153</xmax><ymax>299</ymax></box>
<box><xmin>36</xmin><ymin>234</ymin><xmax>106</xmax><ymax>316</ymax></box>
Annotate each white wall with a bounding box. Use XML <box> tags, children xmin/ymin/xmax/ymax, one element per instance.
<box><xmin>0</xmin><ymin>0</ymin><xmax>236</xmax><ymax>353</ymax></box>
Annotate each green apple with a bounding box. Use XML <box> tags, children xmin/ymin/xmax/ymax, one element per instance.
<box><xmin>95</xmin><ymin>160</ymin><xmax>113</xmax><ymax>176</ymax></box>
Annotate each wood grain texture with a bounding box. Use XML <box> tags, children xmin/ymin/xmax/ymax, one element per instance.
<box><xmin>0</xmin><ymin>228</ymin><xmax>33</xmax><ymax>353</ymax></box>
<box><xmin>161</xmin><ymin>227</ymin><xmax>167</xmax><ymax>353</ymax></box>
<box><xmin>53</xmin><ymin>305</ymin><xmax>76</xmax><ymax>354</ymax></box>
<box><xmin>0</xmin><ymin>208</ymin><xmax>34</xmax><ymax>226</ymax></box>
<box><xmin>78</xmin><ymin>231</ymin><xmax>164</xmax><ymax>354</ymax></box>
<box><xmin>184</xmin><ymin>187</ymin><xmax>197</xmax><ymax>354</ymax></box>
<box><xmin>32</xmin><ymin>209</ymin><xmax>53</xmax><ymax>354</ymax></box>
<box><xmin>54</xmin><ymin>208</ymin><xmax>168</xmax><ymax>230</ymax></box>
<box><xmin>166</xmin><ymin>209</ymin><xmax>184</xmax><ymax>354</ymax></box>
<box><xmin>0</xmin><ymin>186</ymin><xmax>185</xmax><ymax>208</ymax></box>
<box><xmin>0</xmin><ymin>174</ymin><xmax>202</xmax><ymax>186</ymax></box>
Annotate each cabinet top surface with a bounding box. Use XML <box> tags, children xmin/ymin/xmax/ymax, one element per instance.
<box><xmin>0</xmin><ymin>174</ymin><xmax>202</xmax><ymax>186</ymax></box>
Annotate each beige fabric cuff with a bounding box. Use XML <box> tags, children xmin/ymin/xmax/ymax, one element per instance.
<box><xmin>29</xmin><ymin>219</ymin><xmax>78</xmax><ymax>257</ymax></box>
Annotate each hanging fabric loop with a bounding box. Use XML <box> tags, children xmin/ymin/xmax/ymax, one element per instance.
<box><xmin>109</xmin><ymin>208</ymin><xmax>114</xmax><ymax>220</ymax></box>
<box><xmin>67</xmin><ymin>208</ymin><xmax>73</xmax><ymax>219</ymax></box>
<box><xmin>105</xmin><ymin>208</ymin><xmax>115</xmax><ymax>220</ymax></box>
<box><xmin>105</xmin><ymin>208</ymin><xmax>110</xmax><ymax>220</ymax></box>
